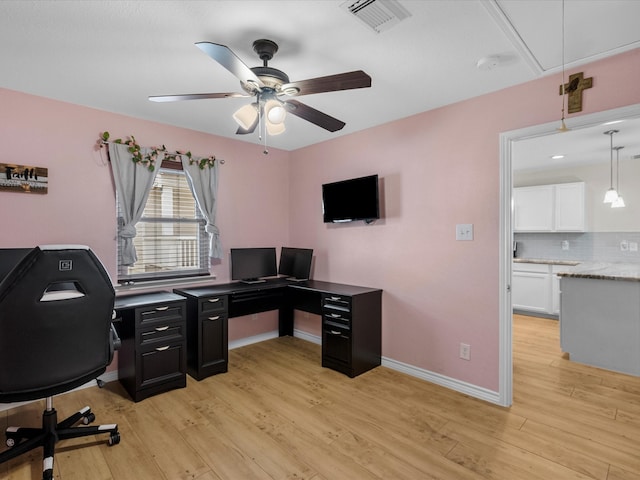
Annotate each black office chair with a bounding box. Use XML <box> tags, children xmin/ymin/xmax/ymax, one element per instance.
<box><xmin>0</xmin><ymin>245</ymin><xmax>120</xmax><ymax>480</ymax></box>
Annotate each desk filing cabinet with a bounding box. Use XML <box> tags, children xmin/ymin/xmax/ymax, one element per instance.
<box><xmin>114</xmin><ymin>292</ymin><xmax>187</xmax><ymax>402</ymax></box>
<box><xmin>174</xmin><ymin>289</ymin><xmax>228</xmax><ymax>380</ymax></box>
<box><xmin>321</xmin><ymin>290</ymin><xmax>381</xmax><ymax>378</ymax></box>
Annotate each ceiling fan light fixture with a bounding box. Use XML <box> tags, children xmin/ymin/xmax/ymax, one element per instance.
<box><xmin>266</xmin><ymin>120</ymin><xmax>286</xmax><ymax>136</ymax></box>
<box><xmin>282</xmin><ymin>86</ymin><xmax>300</xmax><ymax>96</ymax></box>
<box><xmin>233</xmin><ymin>103</ymin><xmax>258</xmax><ymax>130</ymax></box>
<box><xmin>264</xmin><ymin>99</ymin><xmax>286</xmax><ymax>124</ymax></box>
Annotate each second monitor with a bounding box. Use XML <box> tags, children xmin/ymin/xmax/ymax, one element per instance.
<box><xmin>278</xmin><ymin>247</ymin><xmax>313</xmax><ymax>281</ymax></box>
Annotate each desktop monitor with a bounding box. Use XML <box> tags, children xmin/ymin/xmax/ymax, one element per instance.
<box><xmin>230</xmin><ymin>247</ymin><xmax>277</xmax><ymax>283</ymax></box>
<box><xmin>278</xmin><ymin>247</ymin><xmax>313</xmax><ymax>281</ymax></box>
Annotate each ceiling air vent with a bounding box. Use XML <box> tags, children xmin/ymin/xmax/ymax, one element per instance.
<box><xmin>341</xmin><ymin>0</ymin><xmax>412</xmax><ymax>34</ymax></box>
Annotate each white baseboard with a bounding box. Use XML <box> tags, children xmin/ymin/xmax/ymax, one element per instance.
<box><xmin>289</xmin><ymin>331</ymin><xmax>500</xmax><ymax>405</ymax></box>
<box><xmin>229</xmin><ymin>330</ymin><xmax>280</xmax><ymax>350</ymax></box>
<box><xmin>381</xmin><ymin>356</ymin><xmax>501</xmax><ymax>405</ymax></box>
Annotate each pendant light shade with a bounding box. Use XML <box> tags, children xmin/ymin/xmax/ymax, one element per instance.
<box><xmin>603</xmin><ymin>130</ymin><xmax>619</xmax><ymax>203</ymax></box>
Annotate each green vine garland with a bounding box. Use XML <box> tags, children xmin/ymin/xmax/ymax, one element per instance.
<box><xmin>100</xmin><ymin>131</ymin><xmax>216</xmax><ymax>171</ymax></box>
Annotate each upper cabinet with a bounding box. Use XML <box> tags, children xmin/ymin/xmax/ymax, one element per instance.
<box><xmin>514</xmin><ymin>182</ymin><xmax>585</xmax><ymax>232</ymax></box>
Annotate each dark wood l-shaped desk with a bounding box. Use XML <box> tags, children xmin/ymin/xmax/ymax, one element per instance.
<box><xmin>175</xmin><ymin>279</ymin><xmax>382</xmax><ymax>379</ymax></box>
<box><xmin>115</xmin><ymin>279</ymin><xmax>382</xmax><ymax>401</ymax></box>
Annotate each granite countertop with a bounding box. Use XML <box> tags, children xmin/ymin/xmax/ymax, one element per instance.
<box><xmin>513</xmin><ymin>258</ymin><xmax>581</xmax><ymax>266</ymax></box>
<box><xmin>555</xmin><ymin>262</ymin><xmax>640</xmax><ymax>282</ymax></box>
<box><xmin>513</xmin><ymin>258</ymin><xmax>640</xmax><ymax>282</ymax></box>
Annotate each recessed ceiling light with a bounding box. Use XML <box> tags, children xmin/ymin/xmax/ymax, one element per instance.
<box><xmin>551</xmin><ymin>154</ymin><xmax>565</xmax><ymax>160</ymax></box>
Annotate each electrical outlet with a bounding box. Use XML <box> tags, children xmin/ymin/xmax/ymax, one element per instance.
<box><xmin>621</xmin><ymin>240</ymin><xmax>629</xmax><ymax>251</ymax></box>
<box><xmin>252</xmin><ymin>314</ymin><xmax>258</xmax><ymax>320</ymax></box>
<box><xmin>459</xmin><ymin>343</ymin><xmax>471</xmax><ymax>361</ymax></box>
<box><xmin>561</xmin><ymin>240</ymin><xmax>569</xmax><ymax>251</ymax></box>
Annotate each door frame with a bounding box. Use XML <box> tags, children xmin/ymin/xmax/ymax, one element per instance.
<box><xmin>498</xmin><ymin>103</ymin><xmax>640</xmax><ymax>407</ymax></box>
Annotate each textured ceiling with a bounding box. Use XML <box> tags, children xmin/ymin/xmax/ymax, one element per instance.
<box><xmin>1</xmin><ymin>0</ymin><xmax>639</xmax><ymax>156</ymax></box>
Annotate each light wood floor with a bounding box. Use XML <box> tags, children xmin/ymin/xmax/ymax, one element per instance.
<box><xmin>2</xmin><ymin>314</ymin><xmax>640</xmax><ymax>479</ymax></box>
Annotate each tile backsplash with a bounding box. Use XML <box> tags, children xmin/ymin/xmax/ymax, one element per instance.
<box><xmin>514</xmin><ymin>232</ymin><xmax>640</xmax><ymax>263</ymax></box>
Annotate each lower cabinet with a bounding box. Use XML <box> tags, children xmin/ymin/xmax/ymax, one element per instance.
<box><xmin>174</xmin><ymin>289</ymin><xmax>229</xmax><ymax>380</ymax></box>
<box><xmin>114</xmin><ymin>292</ymin><xmax>187</xmax><ymax>402</ymax></box>
<box><xmin>321</xmin><ymin>291</ymin><xmax>381</xmax><ymax>378</ymax></box>
<box><xmin>512</xmin><ymin>262</ymin><xmax>569</xmax><ymax>316</ymax></box>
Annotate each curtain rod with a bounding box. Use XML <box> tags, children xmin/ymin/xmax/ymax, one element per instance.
<box><xmin>100</xmin><ymin>140</ymin><xmax>225</xmax><ymax>165</ymax></box>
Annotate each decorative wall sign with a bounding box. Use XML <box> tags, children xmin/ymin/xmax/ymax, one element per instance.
<box><xmin>0</xmin><ymin>163</ymin><xmax>48</xmax><ymax>194</ymax></box>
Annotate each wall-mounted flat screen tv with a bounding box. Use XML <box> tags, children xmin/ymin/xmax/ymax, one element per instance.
<box><xmin>322</xmin><ymin>174</ymin><xmax>380</xmax><ymax>223</ymax></box>
<box><xmin>230</xmin><ymin>247</ymin><xmax>277</xmax><ymax>283</ymax></box>
<box><xmin>278</xmin><ymin>247</ymin><xmax>313</xmax><ymax>281</ymax></box>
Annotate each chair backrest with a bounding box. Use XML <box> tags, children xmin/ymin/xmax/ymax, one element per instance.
<box><xmin>0</xmin><ymin>245</ymin><xmax>115</xmax><ymax>402</ymax></box>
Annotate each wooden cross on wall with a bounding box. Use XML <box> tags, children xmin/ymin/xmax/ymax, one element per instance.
<box><xmin>559</xmin><ymin>72</ymin><xmax>593</xmax><ymax>114</ymax></box>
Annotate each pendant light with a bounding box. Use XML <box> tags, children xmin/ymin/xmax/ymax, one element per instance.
<box><xmin>611</xmin><ymin>146</ymin><xmax>626</xmax><ymax>208</ymax></box>
<box><xmin>603</xmin><ymin>130</ymin><xmax>619</xmax><ymax>204</ymax></box>
<box><xmin>557</xmin><ymin>0</ymin><xmax>569</xmax><ymax>132</ymax></box>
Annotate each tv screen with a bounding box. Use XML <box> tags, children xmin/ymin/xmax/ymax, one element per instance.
<box><xmin>230</xmin><ymin>247</ymin><xmax>277</xmax><ymax>283</ymax></box>
<box><xmin>322</xmin><ymin>174</ymin><xmax>379</xmax><ymax>223</ymax></box>
<box><xmin>278</xmin><ymin>247</ymin><xmax>313</xmax><ymax>281</ymax></box>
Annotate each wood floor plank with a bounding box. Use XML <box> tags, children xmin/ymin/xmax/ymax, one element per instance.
<box><xmin>3</xmin><ymin>314</ymin><xmax>640</xmax><ymax>479</ymax></box>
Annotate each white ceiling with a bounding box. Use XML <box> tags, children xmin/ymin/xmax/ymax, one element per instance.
<box><xmin>1</xmin><ymin>0</ymin><xmax>639</xmax><ymax>154</ymax></box>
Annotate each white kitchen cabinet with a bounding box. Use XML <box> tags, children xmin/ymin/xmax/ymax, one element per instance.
<box><xmin>513</xmin><ymin>185</ymin><xmax>554</xmax><ymax>231</ymax></box>
<box><xmin>513</xmin><ymin>182</ymin><xmax>585</xmax><ymax>232</ymax></box>
<box><xmin>554</xmin><ymin>182</ymin><xmax>585</xmax><ymax>231</ymax></box>
<box><xmin>551</xmin><ymin>265</ymin><xmax>563</xmax><ymax>315</ymax></box>
<box><xmin>512</xmin><ymin>263</ymin><xmax>552</xmax><ymax>314</ymax></box>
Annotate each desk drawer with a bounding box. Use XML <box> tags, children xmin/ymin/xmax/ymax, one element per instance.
<box><xmin>139</xmin><ymin>322</ymin><xmax>184</xmax><ymax>346</ymax></box>
<box><xmin>323</xmin><ymin>324</ymin><xmax>351</xmax><ymax>364</ymax></box>
<box><xmin>138</xmin><ymin>343</ymin><xmax>185</xmax><ymax>389</ymax></box>
<box><xmin>323</xmin><ymin>311</ymin><xmax>350</xmax><ymax>327</ymax></box>
<box><xmin>199</xmin><ymin>295</ymin><xmax>228</xmax><ymax>314</ymax></box>
<box><xmin>322</xmin><ymin>293</ymin><xmax>351</xmax><ymax>313</ymax></box>
<box><xmin>137</xmin><ymin>302</ymin><xmax>184</xmax><ymax>327</ymax></box>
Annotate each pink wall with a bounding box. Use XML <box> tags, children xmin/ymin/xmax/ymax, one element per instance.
<box><xmin>289</xmin><ymin>48</ymin><xmax>640</xmax><ymax>391</ymax></box>
<box><xmin>0</xmin><ymin>88</ymin><xmax>290</xmax><ymax>348</ymax></box>
<box><xmin>1</xmin><ymin>48</ymin><xmax>639</xmax><ymax>392</ymax></box>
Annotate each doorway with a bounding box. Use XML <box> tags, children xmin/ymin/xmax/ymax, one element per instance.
<box><xmin>498</xmin><ymin>103</ymin><xmax>640</xmax><ymax>407</ymax></box>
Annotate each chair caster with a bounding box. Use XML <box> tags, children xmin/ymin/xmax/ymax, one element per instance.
<box><xmin>82</xmin><ymin>412</ymin><xmax>95</xmax><ymax>425</ymax></box>
<box><xmin>108</xmin><ymin>432</ymin><xmax>120</xmax><ymax>446</ymax></box>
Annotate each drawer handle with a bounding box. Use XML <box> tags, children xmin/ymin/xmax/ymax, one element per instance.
<box><xmin>155</xmin><ymin>346</ymin><xmax>170</xmax><ymax>352</ymax></box>
<box><xmin>207</xmin><ymin>316</ymin><xmax>220</xmax><ymax>321</ymax></box>
<box><xmin>330</xmin><ymin>313</ymin><xmax>342</xmax><ymax>318</ymax></box>
<box><xmin>208</xmin><ymin>298</ymin><xmax>221</xmax><ymax>303</ymax></box>
<box><xmin>155</xmin><ymin>326</ymin><xmax>170</xmax><ymax>332</ymax></box>
<box><xmin>154</xmin><ymin>306</ymin><xmax>169</xmax><ymax>311</ymax></box>
<box><xmin>329</xmin><ymin>296</ymin><xmax>341</xmax><ymax>301</ymax></box>
<box><xmin>329</xmin><ymin>330</ymin><xmax>342</xmax><ymax>335</ymax></box>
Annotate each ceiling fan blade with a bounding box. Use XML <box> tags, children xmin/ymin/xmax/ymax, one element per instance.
<box><xmin>284</xmin><ymin>100</ymin><xmax>345</xmax><ymax>132</ymax></box>
<box><xmin>149</xmin><ymin>92</ymin><xmax>250</xmax><ymax>102</ymax></box>
<box><xmin>281</xmin><ymin>70</ymin><xmax>371</xmax><ymax>97</ymax></box>
<box><xmin>195</xmin><ymin>42</ymin><xmax>265</xmax><ymax>89</ymax></box>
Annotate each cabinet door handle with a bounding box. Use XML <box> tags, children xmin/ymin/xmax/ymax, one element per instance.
<box><xmin>207</xmin><ymin>316</ymin><xmax>220</xmax><ymax>321</ymax></box>
<box><xmin>155</xmin><ymin>346</ymin><xmax>170</xmax><ymax>352</ymax></box>
<box><xmin>155</xmin><ymin>326</ymin><xmax>170</xmax><ymax>332</ymax></box>
<box><xmin>208</xmin><ymin>298</ymin><xmax>220</xmax><ymax>303</ymax></box>
<box><xmin>155</xmin><ymin>306</ymin><xmax>169</xmax><ymax>311</ymax></box>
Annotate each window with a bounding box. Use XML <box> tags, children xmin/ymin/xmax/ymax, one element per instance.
<box><xmin>117</xmin><ymin>166</ymin><xmax>209</xmax><ymax>283</ymax></box>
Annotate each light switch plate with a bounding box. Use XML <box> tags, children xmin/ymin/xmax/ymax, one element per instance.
<box><xmin>456</xmin><ymin>224</ymin><xmax>474</xmax><ymax>241</ymax></box>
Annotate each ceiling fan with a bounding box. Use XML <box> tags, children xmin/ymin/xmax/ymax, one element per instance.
<box><xmin>149</xmin><ymin>39</ymin><xmax>372</xmax><ymax>137</ymax></box>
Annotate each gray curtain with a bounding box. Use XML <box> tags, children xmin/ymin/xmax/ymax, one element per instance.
<box><xmin>109</xmin><ymin>143</ymin><xmax>160</xmax><ymax>266</ymax></box>
<box><xmin>181</xmin><ymin>156</ymin><xmax>222</xmax><ymax>259</ymax></box>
